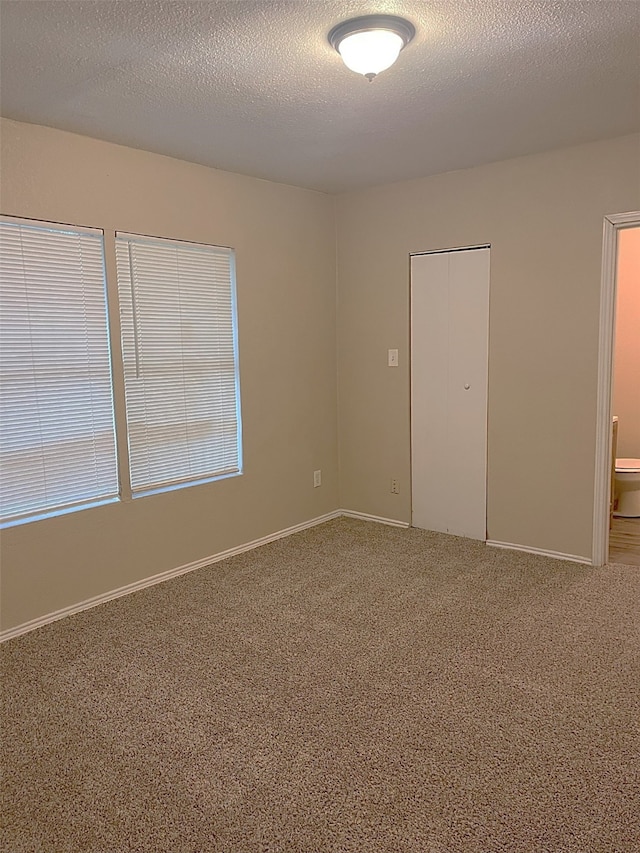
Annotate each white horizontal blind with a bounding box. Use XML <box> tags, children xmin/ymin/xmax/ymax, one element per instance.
<box><xmin>115</xmin><ymin>232</ymin><xmax>241</xmax><ymax>494</ymax></box>
<box><xmin>0</xmin><ymin>217</ymin><xmax>118</xmax><ymax>524</ymax></box>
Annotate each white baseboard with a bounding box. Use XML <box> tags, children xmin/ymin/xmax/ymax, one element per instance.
<box><xmin>0</xmin><ymin>510</ymin><xmax>342</xmax><ymax>643</ymax></box>
<box><xmin>3</xmin><ymin>515</ymin><xmax>596</xmax><ymax>642</ymax></box>
<box><xmin>487</xmin><ymin>539</ymin><xmax>591</xmax><ymax>565</ymax></box>
<box><xmin>340</xmin><ymin>509</ymin><xmax>410</xmax><ymax>528</ymax></box>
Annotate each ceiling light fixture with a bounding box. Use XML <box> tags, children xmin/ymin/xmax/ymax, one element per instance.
<box><xmin>328</xmin><ymin>14</ymin><xmax>415</xmax><ymax>81</ymax></box>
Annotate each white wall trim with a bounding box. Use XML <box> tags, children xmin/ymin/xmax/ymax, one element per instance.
<box><xmin>0</xmin><ymin>510</ymin><xmax>342</xmax><ymax>643</ymax></box>
<box><xmin>592</xmin><ymin>211</ymin><xmax>640</xmax><ymax>567</ymax></box>
<box><xmin>340</xmin><ymin>509</ymin><xmax>410</xmax><ymax>528</ymax></box>
<box><xmin>5</xmin><ymin>508</ymin><xmax>597</xmax><ymax>642</ymax></box>
<box><xmin>487</xmin><ymin>540</ymin><xmax>591</xmax><ymax>565</ymax></box>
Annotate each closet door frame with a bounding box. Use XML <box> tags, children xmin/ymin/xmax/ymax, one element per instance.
<box><xmin>410</xmin><ymin>244</ymin><xmax>490</xmax><ymax>540</ymax></box>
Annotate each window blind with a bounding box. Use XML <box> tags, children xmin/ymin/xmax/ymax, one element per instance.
<box><xmin>0</xmin><ymin>217</ymin><xmax>118</xmax><ymax>524</ymax></box>
<box><xmin>115</xmin><ymin>232</ymin><xmax>241</xmax><ymax>494</ymax></box>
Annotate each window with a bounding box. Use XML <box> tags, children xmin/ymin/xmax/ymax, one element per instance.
<box><xmin>0</xmin><ymin>220</ymin><xmax>241</xmax><ymax>526</ymax></box>
<box><xmin>115</xmin><ymin>232</ymin><xmax>242</xmax><ymax>495</ymax></box>
<box><xmin>0</xmin><ymin>217</ymin><xmax>118</xmax><ymax>525</ymax></box>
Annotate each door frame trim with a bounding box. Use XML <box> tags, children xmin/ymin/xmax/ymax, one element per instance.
<box><xmin>592</xmin><ymin>211</ymin><xmax>640</xmax><ymax>566</ymax></box>
<box><xmin>411</xmin><ymin>243</ymin><xmax>490</xmax><ymax>257</ymax></box>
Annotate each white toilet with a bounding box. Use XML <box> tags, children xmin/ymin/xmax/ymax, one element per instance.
<box><xmin>614</xmin><ymin>458</ymin><xmax>640</xmax><ymax>517</ymax></box>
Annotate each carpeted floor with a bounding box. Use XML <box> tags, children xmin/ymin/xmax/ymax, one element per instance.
<box><xmin>2</xmin><ymin>517</ymin><xmax>639</xmax><ymax>852</ymax></box>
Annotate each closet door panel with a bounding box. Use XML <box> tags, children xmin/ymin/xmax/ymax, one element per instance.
<box><xmin>411</xmin><ymin>252</ymin><xmax>450</xmax><ymax>535</ymax></box>
<box><xmin>447</xmin><ymin>248</ymin><xmax>489</xmax><ymax>539</ymax></box>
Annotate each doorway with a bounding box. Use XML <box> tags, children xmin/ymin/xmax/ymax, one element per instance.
<box><xmin>410</xmin><ymin>246</ymin><xmax>490</xmax><ymax>540</ymax></box>
<box><xmin>609</xmin><ymin>225</ymin><xmax>640</xmax><ymax>565</ymax></box>
<box><xmin>593</xmin><ymin>213</ymin><xmax>640</xmax><ymax>566</ymax></box>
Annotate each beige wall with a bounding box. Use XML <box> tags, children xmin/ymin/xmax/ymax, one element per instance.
<box><xmin>0</xmin><ymin>119</ymin><xmax>339</xmax><ymax>631</ymax></box>
<box><xmin>2</xmin><ymin>121</ymin><xmax>639</xmax><ymax>632</ymax></box>
<box><xmin>613</xmin><ymin>226</ymin><xmax>640</xmax><ymax>459</ymax></box>
<box><xmin>336</xmin><ymin>135</ymin><xmax>640</xmax><ymax>559</ymax></box>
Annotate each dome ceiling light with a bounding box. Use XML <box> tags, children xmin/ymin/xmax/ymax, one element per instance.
<box><xmin>328</xmin><ymin>14</ymin><xmax>416</xmax><ymax>81</ymax></box>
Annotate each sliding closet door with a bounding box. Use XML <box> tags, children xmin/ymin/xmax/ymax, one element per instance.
<box><xmin>411</xmin><ymin>247</ymin><xmax>489</xmax><ymax>540</ymax></box>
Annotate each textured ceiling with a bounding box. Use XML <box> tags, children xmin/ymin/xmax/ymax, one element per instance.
<box><xmin>1</xmin><ymin>0</ymin><xmax>639</xmax><ymax>193</ymax></box>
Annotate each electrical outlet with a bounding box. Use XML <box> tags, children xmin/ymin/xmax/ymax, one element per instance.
<box><xmin>391</xmin><ymin>478</ymin><xmax>399</xmax><ymax>494</ymax></box>
<box><xmin>388</xmin><ymin>348</ymin><xmax>399</xmax><ymax>367</ymax></box>
<box><xmin>314</xmin><ymin>470</ymin><xmax>322</xmax><ymax>488</ymax></box>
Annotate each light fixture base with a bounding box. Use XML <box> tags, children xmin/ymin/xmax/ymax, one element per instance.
<box><xmin>328</xmin><ymin>15</ymin><xmax>416</xmax><ymax>52</ymax></box>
